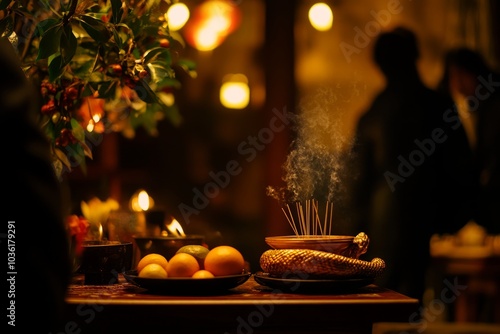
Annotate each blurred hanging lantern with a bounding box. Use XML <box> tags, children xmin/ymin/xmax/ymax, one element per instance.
<box><xmin>130</xmin><ymin>189</ymin><xmax>155</xmax><ymax>212</ymax></box>
<box><xmin>184</xmin><ymin>0</ymin><xmax>241</xmax><ymax>51</ymax></box>
<box><xmin>220</xmin><ymin>74</ymin><xmax>250</xmax><ymax>109</ymax></box>
<box><xmin>165</xmin><ymin>2</ymin><xmax>190</xmax><ymax>31</ymax></box>
<box><xmin>309</xmin><ymin>2</ymin><xmax>334</xmax><ymax>31</ymax></box>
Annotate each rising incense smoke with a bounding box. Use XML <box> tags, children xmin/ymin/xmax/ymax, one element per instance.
<box><xmin>267</xmin><ymin>87</ymin><xmax>353</xmax><ymax>205</ymax></box>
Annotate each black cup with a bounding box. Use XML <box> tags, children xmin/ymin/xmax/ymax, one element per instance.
<box><xmin>78</xmin><ymin>241</ymin><xmax>133</xmax><ymax>285</ymax></box>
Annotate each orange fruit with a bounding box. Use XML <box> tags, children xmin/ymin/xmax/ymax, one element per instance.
<box><xmin>204</xmin><ymin>245</ymin><xmax>245</xmax><ymax>276</ymax></box>
<box><xmin>138</xmin><ymin>263</ymin><xmax>168</xmax><ymax>279</ymax></box>
<box><xmin>192</xmin><ymin>269</ymin><xmax>215</xmax><ymax>279</ymax></box>
<box><xmin>137</xmin><ymin>253</ymin><xmax>169</xmax><ymax>273</ymax></box>
<box><xmin>166</xmin><ymin>253</ymin><xmax>200</xmax><ymax>277</ymax></box>
<box><xmin>176</xmin><ymin>245</ymin><xmax>210</xmax><ymax>269</ymax></box>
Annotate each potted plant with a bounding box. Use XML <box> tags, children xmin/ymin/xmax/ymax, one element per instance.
<box><xmin>0</xmin><ymin>0</ymin><xmax>195</xmax><ymax>177</ymax></box>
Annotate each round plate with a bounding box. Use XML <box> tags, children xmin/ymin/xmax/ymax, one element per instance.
<box><xmin>253</xmin><ymin>271</ymin><xmax>374</xmax><ymax>294</ymax></box>
<box><xmin>123</xmin><ymin>270</ymin><xmax>251</xmax><ymax>294</ymax></box>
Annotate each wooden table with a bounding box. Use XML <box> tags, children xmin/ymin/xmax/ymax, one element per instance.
<box><xmin>64</xmin><ymin>274</ymin><xmax>418</xmax><ymax>334</ymax></box>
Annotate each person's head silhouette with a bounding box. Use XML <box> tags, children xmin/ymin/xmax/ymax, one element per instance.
<box><xmin>373</xmin><ymin>26</ymin><xmax>419</xmax><ymax>79</ymax></box>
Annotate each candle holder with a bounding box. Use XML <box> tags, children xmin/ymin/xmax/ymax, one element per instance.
<box><xmin>77</xmin><ymin>241</ymin><xmax>134</xmax><ymax>285</ymax></box>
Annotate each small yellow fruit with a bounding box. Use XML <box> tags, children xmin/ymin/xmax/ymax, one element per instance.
<box><xmin>204</xmin><ymin>245</ymin><xmax>245</xmax><ymax>276</ymax></box>
<box><xmin>166</xmin><ymin>253</ymin><xmax>200</xmax><ymax>277</ymax></box>
<box><xmin>176</xmin><ymin>244</ymin><xmax>210</xmax><ymax>269</ymax></box>
<box><xmin>137</xmin><ymin>253</ymin><xmax>169</xmax><ymax>273</ymax></box>
<box><xmin>192</xmin><ymin>269</ymin><xmax>215</xmax><ymax>279</ymax></box>
<box><xmin>138</xmin><ymin>263</ymin><xmax>168</xmax><ymax>279</ymax></box>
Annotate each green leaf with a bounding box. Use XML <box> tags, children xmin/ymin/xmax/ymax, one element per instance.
<box><xmin>81</xmin><ymin>84</ymin><xmax>93</xmax><ymax>98</ymax></box>
<box><xmin>48</xmin><ymin>55</ymin><xmax>64</xmax><ymax>81</ymax></box>
<box><xmin>133</xmin><ymin>80</ymin><xmax>158</xmax><ymax>104</ymax></box>
<box><xmin>37</xmin><ymin>24</ymin><xmax>62</xmax><ymax>60</ymax></box>
<box><xmin>110</xmin><ymin>26</ymin><xmax>122</xmax><ymax>48</ymax></box>
<box><xmin>71</xmin><ymin>55</ymin><xmax>95</xmax><ymax>77</ymax></box>
<box><xmin>70</xmin><ymin>118</ymin><xmax>86</xmax><ymax>143</ymax></box>
<box><xmin>71</xmin><ymin>119</ymin><xmax>92</xmax><ymax>161</ymax></box>
<box><xmin>157</xmin><ymin>77</ymin><xmax>181</xmax><ymax>90</ymax></box>
<box><xmin>35</xmin><ymin>18</ymin><xmax>60</xmax><ymax>37</ymax></box>
<box><xmin>177</xmin><ymin>59</ymin><xmax>197</xmax><ymax>71</ymax></box>
<box><xmin>146</xmin><ymin>62</ymin><xmax>172</xmax><ymax>82</ymax></box>
<box><xmin>54</xmin><ymin>147</ymin><xmax>72</xmax><ymax>171</ymax></box>
<box><xmin>66</xmin><ymin>143</ymin><xmax>88</xmax><ymax>175</ymax></box>
<box><xmin>79</xmin><ymin>15</ymin><xmax>111</xmax><ymax>43</ymax></box>
<box><xmin>96</xmin><ymin>80</ymin><xmax>119</xmax><ymax>98</ymax></box>
<box><xmin>110</xmin><ymin>0</ymin><xmax>123</xmax><ymax>24</ymax></box>
<box><xmin>60</xmin><ymin>25</ymin><xmax>77</xmax><ymax>65</ymax></box>
<box><xmin>81</xmin><ymin>141</ymin><xmax>93</xmax><ymax>160</ymax></box>
<box><xmin>143</xmin><ymin>46</ymin><xmax>170</xmax><ymax>64</ymax></box>
<box><xmin>131</xmin><ymin>107</ymin><xmax>158</xmax><ymax>134</ymax></box>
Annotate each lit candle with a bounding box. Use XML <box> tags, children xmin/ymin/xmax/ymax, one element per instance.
<box><xmin>166</xmin><ymin>218</ymin><xmax>186</xmax><ymax>237</ymax></box>
<box><xmin>129</xmin><ymin>189</ymin><xmax>155</xmax><ymax>236</ymax></box>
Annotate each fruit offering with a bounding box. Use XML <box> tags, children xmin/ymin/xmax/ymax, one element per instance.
<box><xmin>204</xmin><ymin>245</ymin><xmax>245</xmax><ymax>276</ymax></box>
<box><xmin>136</xmin><ymin>253</ymin><xmax>169</xmax><ymax>278</ymax></box>
<box><xmin>175</xmin><ymin>244</ymin><xmax>210</xmax><ymax>269</ymax></box>
<box><xmin>135</xmin><ymin>245</ymin><xmax>246</xmax><ymax>279</ymax></box>
<box><xmin>166</xmin><ymin>253</ymin><xmax>200</xmax><ymax>277</ymax></box>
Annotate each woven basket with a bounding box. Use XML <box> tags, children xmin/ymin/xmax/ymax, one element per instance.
<box><xmin>260</xmin><ymin>248</ymin><xmax>385</xmax><ymax>279</ymax></box>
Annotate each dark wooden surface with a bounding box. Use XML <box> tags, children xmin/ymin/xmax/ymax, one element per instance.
<box><xmin>63</xmin><ymin>274</ymin><xmax>418</xmax><ymax>334</ymax></box>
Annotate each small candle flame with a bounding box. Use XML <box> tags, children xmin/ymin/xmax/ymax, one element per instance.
<box><xmin>138</xmin><ymin>190</ymin><xmax>150</xmax><ymax>211</ymax></box>
<box><xmin>166</xmin><ymin>218</ymin><xmax>186</xmax><ymax>237</ymax></box>
<box><xmin>98</xmin><ymin>223</ymin><xmax>103</xmax><ymax>241</ymax></box>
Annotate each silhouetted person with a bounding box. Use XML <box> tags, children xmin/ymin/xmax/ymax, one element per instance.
<box><xmin>2</xmin><ymin>37</ymin><xmax>72</xmax><ymax>332</ymax></box>
<box><xmin>441</xmin><ymin>47</ymin><xmax>500</xmax><ymax>234</ymax></box>
<box><xmin>347</xmin><ymin>27</ymin><xmax>476</xmax><ymax>301</ymax></box>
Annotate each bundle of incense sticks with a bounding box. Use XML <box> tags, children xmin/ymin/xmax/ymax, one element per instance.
<box><xmin>281</xmin><ymin>199</ymin><xmax>334</xmax><ymax>236</ymax></box>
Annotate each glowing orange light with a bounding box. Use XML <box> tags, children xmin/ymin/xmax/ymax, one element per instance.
<box><xmin>130</xmin><ymin>189</ymin><xmax>155</xmax><ymax>212</ymax></box>
<box><xmin>166</xmin><ymin>218</ymin><xmax>186</xmax><ymax>237</ymax></box>
<box><xmin>78</xmin><ymin>97</ymin><xmax>105</xmax><ymax>132</ymax></box>
<box><xmin>309</xmin><ymin>3</ymin><xmax>334</xmax><ymax>31</ymax></box>
<box><xmin>220</xmin><ymin>74</ymin><xmax>249</xmax><ymax>109</ymax></box>
<box><xmin>184</xmin><ymin>0</ymin><xmax>241</xmax><ymax>51</ymax></box>
<box><xmin>166</xmin><ymin>2</ymin><xmax>190</xmax><ymax>31</ymax></box>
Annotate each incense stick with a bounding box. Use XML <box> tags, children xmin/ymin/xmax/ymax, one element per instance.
<box><xmin>283</xmin><ymin>199</ymin><xmax>334</xmax><ymax>236</ymax></box>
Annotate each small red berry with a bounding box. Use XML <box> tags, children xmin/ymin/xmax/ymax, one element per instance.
<box><xmin>41</xmin><ymin>100</ymin><xmax>56</xmax><ymax>115</ymax></box>
<box><xmin>65</xmin><ymin>87</ymin><xmax>79</xmax><ymax>100</ymax></box>
<box><xmin>109</xmin><ymin>64</ymin><xmax>123</xmax><ymax>75</ymax></box>
<box><xmin>159</xmin><ymin>38</ymin><xmax>170</xmax><ymax>48</ymax></box>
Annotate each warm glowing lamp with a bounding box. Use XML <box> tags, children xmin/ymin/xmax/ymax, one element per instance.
<box><xmin>192</xmin><ymin>27</ymin><xmax>223</xmax><ymax>51</ymax></box>
<box><xmin>130</xmin><ymin>189</ymin><xmax>155</xmax><ymax>212</ymax></box>
<box><xmin>220</xmin><ymin>74</ymin><xmax>249</xmax><ymax>109</ymax></box>
<box><xmin>165</xmin><ymin>2</ymin><xmax>190</xmax><ymax>31</ymax></box>
<box><xmin>308</xmin><ymin>3</ymin><xmax>333</xmax><ymax>31</ymax></box>
<box><xmin>184</xmin><ymin>0</ymin><xmax>241</xmax><ymax>51</ymax></box>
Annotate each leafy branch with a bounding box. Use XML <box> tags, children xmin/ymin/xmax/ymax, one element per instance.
<box><xmin>0</xmin><ymin>0</ymin><xmax>196</xmax><ymax>177</ymax></box>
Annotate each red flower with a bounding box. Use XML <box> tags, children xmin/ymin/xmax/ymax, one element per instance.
<box><xmin>67</xmin><ymin>215</ymin><xmax>89</xmax><ymax>256</ymax></box>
